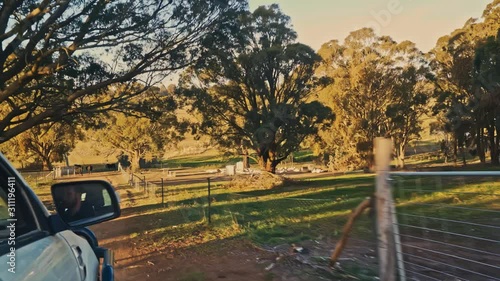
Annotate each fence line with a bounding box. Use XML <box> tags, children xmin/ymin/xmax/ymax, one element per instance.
<box><xmin>402</xmin><ymin>203</ymin><xmax>500</xmax><ymax>214</ymax></box>
<box><xmin>126</xmin><ymin>172</ymin><xmax>164</xmax><ymax>200</ymax></box>
<box><xmin>390</xmin><ymin>174</ymin><xmax>500</xmax><ymax>280</ymax></box>
<box><xmin>398</xmin><ymin>233</ymin><xmax>500</xmax><ymax>258</ymax></box>
<box><xmin>373</xmin><ymin>139</ymin><xmax>500</xmax><ymax>280</ymax></box>
<box><xmin>402</xmin><ymin>252</ymin><xmax>500</xmax><ymax>280</ymax></box>
<box><xmin>394</xmin><ymin>212</ymin><xmax>500</xmax><ymax>229</ymax></box>
<box><xmin>19</xmin><ymin>170</ymin><xmax>54</xmax><ymax>188</ymax></box>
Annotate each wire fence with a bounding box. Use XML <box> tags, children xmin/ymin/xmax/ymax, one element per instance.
<box><xmin>119</xmin><ymin>139</ymin><xmax>500</xmax><ymax>281</ymax></box>
<box><xmin>125</xmin><ymin>171</ymin><xmax>169</xmax><ymax>202</ymax></box>
<box><xmin>130</xmin><ymin>174</ymin><xmax>380</xmax><ymax>280</ymax></box>
<box><xmin>120</xmin><ymin>168</ymin><xmax>381</xmax><ymax>280</ymax></box>
<box><xmin>19</xmin><ymin>170</ymin><xmax>54</xmax><ymax>188</ymax></box>
<box><xmin>388</xmin><ymin>172</ymin><xmax>500</xmax><ymax>281</ymax></box>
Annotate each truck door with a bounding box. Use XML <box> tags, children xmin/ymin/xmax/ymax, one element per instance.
<box><xmin>0</xmin><ymin>163</ymin><xmax>83</xmax><ymax>281</ymax></box>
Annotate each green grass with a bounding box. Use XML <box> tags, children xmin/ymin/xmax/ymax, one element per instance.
<box><xmin>392</xmin><ymin>176</ymin><xmax>500</xmax><ymax>240</ymax></box>
<box><xmin>203</xmin><ymin>174</ymin><xmax>377</xmax><ymax>246</ymax></box>
<box><xmin>25</xmin><ymin>169</ymin><xmax>499</xmax><ymax>247</ymax></box>
<box><xmin>23</xmin><ymin>166</ymin><xmax>500</xmax><ymax>280</ymax></box>
<box><xmin>136</xmin><ymin>171</ymin><xmax>500</xmax><ymax>253</ymax></box>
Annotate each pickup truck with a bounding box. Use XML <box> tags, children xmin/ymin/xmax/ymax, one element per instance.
<box><xmin>0</xmin><ymin>152</ymin><xmax>120</xmax><ymax>281</ymax></box>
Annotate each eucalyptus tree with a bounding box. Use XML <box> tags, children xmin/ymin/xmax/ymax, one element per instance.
<box><xmin>316</xmin><ymin>29</ymin><xmax>430</xmax><ymax>169</ymax></box>
<box><xmin>90</xmin><ymin>85</ymin><xmax>187</xmax><ymax>171</ymax></box>
<box><xmin>430</xmin><ymin>0</ymin><xmax>500</xmax><ymax>164</ymax></box>
<box><xmin>0</xmin><ymin>122</ymin><xmax>82</xmax><ymax>170</ymax></box>
<box><xmin>473</xmin><ymin>32</ymin><xmax>500</xmax><ymax>164</ymax></box>
<box><xmin>179</xmin><ymin>4</ymin><xmax>333</xmax><ymax>173</ymax></box>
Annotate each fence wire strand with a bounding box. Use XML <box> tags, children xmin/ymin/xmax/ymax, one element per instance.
<box><xmin>402</xmin><ymin>251</ymin><xmax>500</xmax><ymax>280</ymax></box>
<box><xmin>403</xmin><ymin>261</ymin><xmax>464</xmax><ymax>280</ymax></box>
<box><xmin>395</xmin><ymin>212</ymin><xmax>500</xmax><ymax>230</ymax></box>
<box><xmin>407</xmin><ymin>202</ymin><xmax>500</xmax><ymax>214</ymax></box>
<box><xmin>389</xmin><ymin>172</ymin><xmax>500</xmax><ymax>281</ymax></box>
<box><xmin>398</xmin><ymin>233</ymin><xmax>500</xmax><ymax>258</ymax></box>
<box><xmin>400</xmin><ymin>267</ymin><xmax>441</xmax><ymax>281</ymax></box>
<box><xmin>396</xmin><ymin>223</ymin><xmax>500</xmax><ymax>244</ymax></box>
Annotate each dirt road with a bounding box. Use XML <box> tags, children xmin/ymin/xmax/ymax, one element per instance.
<box><xmin>84</xmin><ymin>172</ymin><xmax>270</xmax><ymax>281</ymax></box>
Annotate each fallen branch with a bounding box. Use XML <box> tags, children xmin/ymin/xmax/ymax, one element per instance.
<box><xmin>330</xmin><ymin>196</ymin><xmax>373</xmax><ymax>267</ymax></box>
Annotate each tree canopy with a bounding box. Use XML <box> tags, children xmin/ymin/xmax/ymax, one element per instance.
<box><xmin>0</xmin><ymin>0</ymin><xmax>246</xmax><ymax>143</ymax></box>
<box><xmin>316</xmin><ymin>29</ymin><xmax>431</xmax><ymax>169</ymax></box>
<box><xmin>178</xmin><ymin>4</ymin><xmax>333</xmax><ymax>173</ymax></box>
<box><xmin>430</xmin><ymin>0</ymin><xmax>500</xmax><ymax>164</ymax></box>
<box><xmin>90</xmin><ymin>86</ymin><xmax>186</xmax><ymax>171</ymax></box>
<box><xmin>0</xmin><ymin>122</ymin><xmax>82</xmax><ymax>170</ymax></box>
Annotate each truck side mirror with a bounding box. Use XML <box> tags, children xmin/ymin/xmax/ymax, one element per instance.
<box><xmin>51</xmin><ymin>180</ymin><xmax>121</xmax><ymax>228</ymax></box>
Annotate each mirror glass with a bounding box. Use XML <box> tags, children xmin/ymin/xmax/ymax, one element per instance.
<box><xmin>52</xmin><ymin>181</ymin><xmax>119</xmax><ymax>227</ymax></box>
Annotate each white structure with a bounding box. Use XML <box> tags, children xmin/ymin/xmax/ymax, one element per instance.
<box><xmin>226</xmin><ymin>165</ymin><xmax>236</xmax><ymax>176</ymax></box>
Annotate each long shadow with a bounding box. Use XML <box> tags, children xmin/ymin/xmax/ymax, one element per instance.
<box><xmin>166</xmin><ymin>155</ymin><xmax>255</xmax><ymax>168</ymax></box>
<box><xmin>103</xmin><ymin>172</ymin><xmax>498</xmax><ymax>245</ymax></box>
<box><xmin>120</xmin><ymin>176</ymin><xmax>375</xmax><ymax>218</ymax></box>
<box><xmin>93</xmin><ymin>182</ymin><xmax>375</xmax><ymax>244</ymax></box>
<box><xmin>150</xmin><ymin>181</ymin><xmax>374</xmax><ymax>213</ymax></box>
<box><xmin>152</xmin><ymin>181</ymin><xmax>206</xmax><ymax>191</ymax></box>
<box><xmin>150</xmin><ymin>177</ymin><xmax>223</xmax><ymax>186</ymax></box>
<box><xmin>97</xmin><ymin>203</ymin><xmax>375</xmax><ymax>246</ymax></box>
<box><xmin>120</xmin><ymin>203</ymin><xmax>167</xmax><ymax>216</ymax></box>
<box><xmin>95</xmin><ymin>205</ymin><xmax>379</xmax><ymax>281</ymax></box>
<box><xmin>92</xmin><ymin>205</ymin><xmax>208</xmax><ymax>241</ymax></box>
<box><xmin>230</xmin><ymin>175</ymin><xmax>374</xmax><ymax>198</ymax></box>
<box><xmin>208</xmin><ymin>184</ymin><xmax>373</xmax><ymax>206</ymax></box>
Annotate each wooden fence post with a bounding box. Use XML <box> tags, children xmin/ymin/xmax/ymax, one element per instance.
<box><xmin>374</xmin><ymin>138</ymin><xmax>397</xmax><ymax>281</ymax></box>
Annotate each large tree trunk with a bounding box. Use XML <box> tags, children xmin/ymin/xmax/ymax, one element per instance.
<box><xmin>259</xmin><ymin>155</ymin><xmax>278</xmax><ymax>173</ymax></box>
<box><xmin>64</xmin><ymin>153</ymin><xmax>70</xmax><ymax>167</ymax></box>
<box><xmin>257</xmin><ymin>147</ymin><xmax>279</xmax><ymax>174</ymax></box>
<box><xmin>131</xmin><ymin>151</ymin><xmax>141</xmax><ymax>172</ymax></box>
<box><xmin>397</xmin><ymin>143</ymin><xmax>405</xmax><ymax>169</ymax></box>
<box><xmin>42</xmin><ymin>156</ymin><xmax>53</xmax><ymax>171</ymax></box>
<box><xmin>461</xmin><ymin>146</ymin><xmax>467</xmax><ymax>166</ymax></box>
<box><xmin>453</xmin><ymin>137</ymin><xmax>458</xmax><ymax>165</ymax></box>
<box><xmin>493</xmin><ymin>122</ymin><xmax>500</xmax><ymax>165</ymax></box>
<box><xmin>265</xmin><ymin>159</ymin><xmax>278</xmax><ymax>173</ymax></box>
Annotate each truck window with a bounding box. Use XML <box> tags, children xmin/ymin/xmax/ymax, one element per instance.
<box><xmin>0</xmin><ymin>176</ymin><xmax>38</xmax><ymax>246</ymax></box>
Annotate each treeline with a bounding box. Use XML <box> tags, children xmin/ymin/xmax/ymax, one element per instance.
<box><xmin>0</xmin><ymin>1</ymin><xmax>499</xmax><ymax>172</ymax></box>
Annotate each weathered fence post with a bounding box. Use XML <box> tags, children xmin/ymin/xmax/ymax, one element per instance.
<box><xmin>207</xmin><ymin>178</ymin><xmax>211</xmax><ymax>224</ymax></box>
<box><xmin>161</xmin><ymin>178</ymin><xmax>165</xmax><ymax>206</ymax></box>
<box><xmin>374</xmin><ymin>138</ymin><xmax>397</xmax><ymax>281</ymax></box>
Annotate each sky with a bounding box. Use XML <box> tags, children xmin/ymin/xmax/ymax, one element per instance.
<box><xmin>248</xmin><ymin>0</ymin><xmax>492</xmax><ymax>52</ymax></box>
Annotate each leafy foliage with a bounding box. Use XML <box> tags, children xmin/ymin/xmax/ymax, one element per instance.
<box><xmin>431</xmin><ymin>0</ymin><xmax>500</xmax><ymax>164</ymax></box>
<box><xmin>92</xmin><ymin>87</ymin><xmax>188</xmax><ymax>171</ymax></box>
<box><xmin>0</xmin><ymin>122</ymin><xmax>82</xmax><ymax>170</ymax></box>
<box><xmin>316</xmin><ymin>29</ymin><xmax>431</xmax><ymax>169</ymax></box>
<box><xmin>0</xmin><ymin>0</ymin><xmax>246</xmax><ymax>142</ymax></box>
<box><xmin>179</xmin><ymin>4</ymin><xmax>333</xmax><ymax>172</ymax></box>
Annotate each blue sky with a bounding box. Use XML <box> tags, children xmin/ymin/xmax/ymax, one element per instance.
<box><xmin>248</xmin><ymin>0</ymin><xmax>492</xmax><ymax>52</ymax></box>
